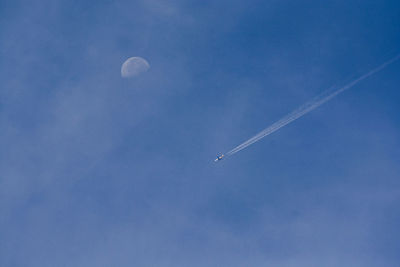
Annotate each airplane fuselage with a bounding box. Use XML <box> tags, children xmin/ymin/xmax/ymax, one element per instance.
<box><xmin>214</xmin><ymin>154</ymin><xmax>224</xmax><ymax>162</ymax></box>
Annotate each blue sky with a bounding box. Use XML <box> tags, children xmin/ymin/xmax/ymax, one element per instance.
<box><xmin>1</xmin><ymin>0</ymin><xmax>400</xmax><ymax>266</ymax></box>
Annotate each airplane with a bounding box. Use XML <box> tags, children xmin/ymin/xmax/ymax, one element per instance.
<box><xmin>214</xmin><ymin>154</ymin><xmax>224</xmax><ymax>162</ymax></box>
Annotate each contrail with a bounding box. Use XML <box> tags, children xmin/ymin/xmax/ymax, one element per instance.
<box><xmin>224</xmin><ymin>54</ymin><xmax>400</xmax><ymax>157</ymax></box>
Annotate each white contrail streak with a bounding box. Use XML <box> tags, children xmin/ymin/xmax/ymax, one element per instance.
<box><xmin>225</xmin><ymin>54</ymin><xmax>400</xmax><ymax>157</ymax></box>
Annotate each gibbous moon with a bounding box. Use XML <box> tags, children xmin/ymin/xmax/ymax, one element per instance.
<box><xmin>121</xmin><ymin>57</ymin><xmax>150</xmax><ymax>78</ymax></box>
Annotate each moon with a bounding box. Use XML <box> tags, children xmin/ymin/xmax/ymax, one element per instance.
<box><xmin>121</xmin><ymin>57</ymin><xmax>150</xmax><ymax>78</ymax></box>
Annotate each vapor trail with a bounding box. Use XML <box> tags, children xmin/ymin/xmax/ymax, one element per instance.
<box><xmin>225</xmin><ymin>54</ymin><xmax>400</xmax><ymax>157</ymax></box>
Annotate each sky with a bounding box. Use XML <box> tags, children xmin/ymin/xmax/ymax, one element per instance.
<box><xmin>1</xmin><ymin>0</ymin><xmax>400</xmax><ymax>266</ymax></box>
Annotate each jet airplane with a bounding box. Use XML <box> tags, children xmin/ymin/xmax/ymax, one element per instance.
<box><xmin>214</xmin><ymin>154</ymin><xmax>224</xmax><ymax>162</ymax></box>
